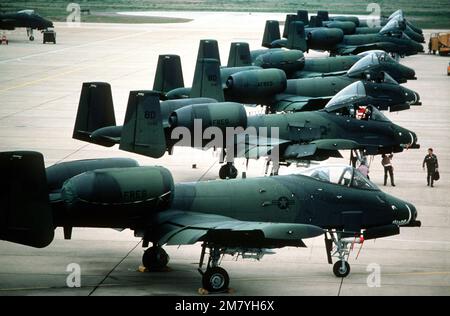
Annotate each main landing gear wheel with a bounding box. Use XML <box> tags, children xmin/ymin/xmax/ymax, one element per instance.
<box><xmin>202</xmin><ymin>267</ymin><xmax>230</xmax><ymax>293</ymax></box>
<box><xmin>333</xmin><ymin>260</ymin><xmax>350</xmax><ymax>278</ymax></box>
<box><xmin>219</xmin><ymin>164</ymin><xmax>238</xmax><ymax>179</ymax></box>
<box><xmin>29</xmin><ymin>36</ymin><xmax>34</xmax><ymax>41</ymax></box>
<box><xmin>142</xmin><ymin>246</ymin><xmax>169</xmax><ymax>271</ymax></box>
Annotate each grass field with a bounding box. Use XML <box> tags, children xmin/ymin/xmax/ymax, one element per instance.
<box><xmin>1</xmin><ymin>0</ymin><xmax>449</xmax><ymax>28</ymax></box>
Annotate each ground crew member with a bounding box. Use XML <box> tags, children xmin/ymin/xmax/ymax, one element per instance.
<box><xmin>382</xmin><ymin>154</ymin><xmax>395</xmax><ymax>186</ymax></box>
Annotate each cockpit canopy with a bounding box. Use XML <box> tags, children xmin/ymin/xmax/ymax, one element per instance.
<box><xmin>380</xmin><ymin>17</ymin><xmax>406</xmax><ymax>35</ymax></box>
<box><xmin>347</xmin><ymin>52</ymin><xmax>396</xmax><ymax>78</ymax></box>
<box><xmin>324</xmin><ymin>81</ymin><xmax>391</xmax><ymax>122</ymax></box>
<box><xmin>18</xmin><ymin>10</ymin><xmax>36</xmax><ymax>15</ymax></box>
<box><xmin>300</xmin><ymin>165</ymin><xmax>379</xmax><ymax>191</ymax></box>
<box><xmin>388</xmin><ymin>10</ymin><xmax>404</xmax><ymax>21</ymax></box>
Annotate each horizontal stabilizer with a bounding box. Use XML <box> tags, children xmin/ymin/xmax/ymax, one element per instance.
<box><xmin>0</xmin><ymin>151</ymin><xmax>54</xmax><ymax>248</ymax></box>
<box><xmin>72</xmin><ymin>82</ymin><xmax>116</xmax><ymax>147</ymax></box>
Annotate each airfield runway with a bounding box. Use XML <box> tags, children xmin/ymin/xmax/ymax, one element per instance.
<box><xmin>0</xmin><ymin>11</ymin><xmax>449</xmax><ymax>296</ymax></box>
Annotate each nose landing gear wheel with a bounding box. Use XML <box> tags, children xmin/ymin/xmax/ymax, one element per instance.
<box><xmin>333</xmin><ymin>260</ymin><xmax>350</xmax><ymax>278</ymax></box>
<box><xmin>142</xmin><ymin>246</ymin><xmax>169</xmax><ymax>271</ymax></box>
<box><xmin>219</xmin><ymin>164</ymin><xmax>238</xmax><ymax>179</ymax></box>
<box><xmin>202</xmin><ymin>267</ymin><xmax>230</xmax><ymax>293</ymax></box>
<box><xmin>29</xmin><ymin>36</ymin><xmax>34</xmax><ymax>41</ymax></box>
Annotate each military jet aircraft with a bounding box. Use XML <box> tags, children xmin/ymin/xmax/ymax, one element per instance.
<box><xmin>72</xmin><ymin>83</ymin><xmax>420</xmax><ymax>179</ymax></box>
<box><xmin>322</xmin><ymin>9</ymin><xmax>424</xmax><ymax>41</ymax></box>
<box><xmin>0</xmin><ymin>10</ymin><xmax>53</xmax><ymax>41</ymax></box>
<box><xmin>224</xmin><ymin>52</ymin><xmax>419</xmax><ymax>112</ymax></box>
<box><xmin>263</xmin><ymin>18</ymin><xmax>424</xmax><ymax>57</ymax></box>
<box><xmin>0</xmin><ymin>151</ymin><xmax>421</xmax><ymax>292</ymax></box>
<box><xmin>312</xmin><ymin>10</ymin><xmax>425</xmax><ymax>43</ymax></box>
<box><xmin>167</xmin><ymin>50</ymin><xmax>420</xmax><ymax>113</ymax></box>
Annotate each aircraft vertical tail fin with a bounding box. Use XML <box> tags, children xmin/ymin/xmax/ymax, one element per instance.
<box><xmin>309</xmin><ymin>15</ymin><xmax>323</xmax><ymax>27</ymax></box>
<box><xmin>317</xmin><ymin>11</ymin><xmax>329</xmax><ymax>21</ymax></box>
<box><xmin>197</xmin><ymin>39</ymin><xmax>221</xmax><ymax>65</ymax></box>
<box><xmin>287</xmin><ymin>21</ymin><xmax>308</xmax><ymax>51</ymax></box>
<box><xmin>227</xmin><ymin>42</ymin><xmax>252</xmax><ymax>67</ymax></box>
<box><xmin>191</xmin><ymin>58</ymin><xmax>224</xmax><ymax>102</ymax></box>
<box><xmin>262</xmin><ymin>20</ymin><xmax>281</xmax><ymax>48</ymax></box>
<box><xmin>283</xmin><ymin>14</ymin><xmax>300</xmax><ymax>38</ymax></box>
<box><xmin>72</xmin><ymin>82</ymin><xmax>116</xmax><ymax>146</ymax></box>
<box><xmin>153</xmin><ymin>54</ymin><xmax>185</xmax><ymax>94</ymax></box>
<box><xmin>0</xmin><ymin>151</ymin><xmax>54</xmax><ymax>248</ymax></box>
<box><xmin>297</xmin><ymin>10</ymin><xmax>309</xmax><ymax>25</ymax></box>
<box><xmin>119</xmin><ymin>91</ymin><xmax>167</xmax><ymax>158</ymax></box>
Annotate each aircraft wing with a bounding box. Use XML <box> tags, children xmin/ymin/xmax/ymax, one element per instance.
<box><xmin>153</xmin><ymin>210</ymin><xmax>324</xmax><ymax>247</ymax></box>
<box><xmin>234</xmin><ymin>133</ymin><xmax>290</xmax><ymax>159</ymax></box>
<box><xmin>272</xmin><ymin>94</ymin><xmax>331</xmax><ymax>112</ymax></box>
<box><xmin>333</xmin><ymin>43</ymin><xmax>383</xmax><ymax>55</ymax></box>
<box><xmin>283</xmin><ymin>139</ymin><xmax>363</xmax><ymax>160</ymax></box>
<box><xmin>234</xmin><ymin>129</ymin><xmax>364</xmax><ymax>161</ymax></box>
<box><xmin>0</xmin><ymin>18</ymin><xmax>17</xmax><ymax>30</ymax></box>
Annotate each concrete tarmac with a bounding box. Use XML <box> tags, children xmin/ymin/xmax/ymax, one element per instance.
<box><xmin>0</xmin><ymin>12</ymin><xmax>449</xmax><ymax>296</ymax></box>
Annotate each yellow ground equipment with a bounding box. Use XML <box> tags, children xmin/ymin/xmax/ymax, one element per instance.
<box><xmin>430</xmin><ymin>33</ymin><xmax>450</xmax><ymax>56</ymax></box>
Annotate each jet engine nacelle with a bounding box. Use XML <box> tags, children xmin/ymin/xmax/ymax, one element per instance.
<box><xmin>306</xmin><ymin>28</ymin><xmax>344</xmax><ymax>50</ymax></box>
<box><xmin>60</xmin><ymin>167</ymin><xmax>174</xmax><ymax>227</ymax></box>
<box><xmin>254</xmin><ymin>50</ymin><xmax>305</xmax><ymax>74</ymax></box>
<box><xmin>46</xmin><ymin>158</ymin><xmax>139</xmax><ymax>193</ymax></box>
<box><xmin>323</xmin><ymin>21</ymin><xmax>356</xmax><ymax>35</ymax></box>
<box><xmin>225</xmin><ymin>69</ymin><xmax>287</xmax><ymax>103</ymax></box>
<box><xmin>169</xmin><ymin>102</ymin><xmax>247</xmax><ymax>132</ymax></box>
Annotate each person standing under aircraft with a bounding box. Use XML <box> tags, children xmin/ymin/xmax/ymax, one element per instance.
<box><xmin>423</xmin><ymin>148</ymin><xmax>439</xmax><ymax>187</ymax></box>
<box><xmin>358</xmin><ymin>158</ymin><xmax>370</xmax><ymax>179</ymax></box>
<box><xmin>382</xmin><ymin>154</ymin><xmax>395</xmax><ymax>187</ymax></box>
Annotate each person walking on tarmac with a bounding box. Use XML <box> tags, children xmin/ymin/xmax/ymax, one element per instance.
<box><xmin>423</xmin><ymin>148</ymin><xmax>439</xmax><ymax>187</ymax></box>
<box><xmin>382</xmin><ymin>154</ymin><xmax>395</xmax><ymax>186</ymax></box>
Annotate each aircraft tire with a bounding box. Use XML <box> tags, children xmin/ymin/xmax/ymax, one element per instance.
<box><xmin>142</xmin><ymin>246</ymin><xmax>169</xmax><ymax>270</ymax></box>
<box><xmin>29</xmin><ymin>36</ymin><xmax>34</xmax><ymax>41</ymax></box>
<box><xmin>202</xmin><ymin>267</ymin><xmax>229</xmax><ymax>293</ymax></box>
<box><xmin>333</xmin><ymin>260</ymin><xmax>350</xmax><ymax>278</ymax></box>
<box><xmin>219</xmin><ymin>164</ymin><xmax>238</xmax><ymax>179</ymax></box>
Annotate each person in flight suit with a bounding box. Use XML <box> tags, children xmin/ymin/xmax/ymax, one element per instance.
<box><xmin>423</xmin><ymin>148</ymin><xmax>439</xmax><ymax>187</ymax></box>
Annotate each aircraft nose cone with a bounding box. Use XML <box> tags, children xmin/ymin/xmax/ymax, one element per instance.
<box><xmin>415</xmin><ymin>42</ymin><xmax>425</xmax><ymax>53</ymax></box>
<box><xmin>402</xmin><ymin>86</ymin><xmax>420</xmax><ymax>104</ymax></box>
<box><xmin>394</xmin><ymin>126</ymin><xmax>419</xmax><ymax>149</ymax></box>
<box><xmin>392</xmin><ymin>201</ymin><xmax>417</xmax><ymax>226</ymax></box>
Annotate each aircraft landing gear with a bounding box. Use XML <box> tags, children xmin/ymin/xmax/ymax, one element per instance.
<box><xmin>198</xmin><ymin>243</ymin><xmax>230</xmax><ymax>293</ymax></box>
<box><xmin>219</xmin><ymin>162</ymin><xmax>238</xmax><ymax>180</ymax></box>
<box><xmin>333</xmin><ymin>260</ymin><xmax>350</xmax><ymax>278</ymax></box>
<box><xmin>142</xmin><ymin>245</ymin><xmax>169</xmax><ymax>271</ymax></box>
<box><xmin>325</xmin><ymin>231</ymin><xmax>357</xmax><ymax>278</ymax></box>
<box><xmin>27</xmin><ymin>28</ymin><xmax>34</xmax><ymax>41</ymax></box>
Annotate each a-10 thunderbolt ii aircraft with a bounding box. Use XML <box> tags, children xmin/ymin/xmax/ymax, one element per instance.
<box><xmin>174</xmin><ymin>38</ymin><xmax>401</xmax><ymax>84</ymax></box>
<box><xmin>0</xmin><ymin>9</ymin><xmax>53</xmax><ymax>41</ymax></box>
<box><xmin>72</xmin><ymin>81</ymin><xmax>420</xmax><ymax>179</ymax></box>
<box><xmin>223</xmin><ymin>53</ymin><xmax>419</xmax><ymax>112</ymax></box>
<box><xmin>279</xmin><ymin>10</ymin><xmax>425</xmax><ymax>43</ymax></box>
<box><xmin>315</xmin><ymin>9</ymin><xmax>424</xmax><ymax>41</ymax></box>
<box><xmin>226</xmin><ymin>39</ymin><xmax>378</xmax><ymax>80</ymax></box>
<box><xmin>165</xmin><ymin>48</ymin><xmax>420</xmax><ymax>113</ymax></box>
<box><xmin>312</xmin><ymin>10</ymin><xmax>425</xmax><ymax>43</ymax></box>
<box><xmin>0</xmin><ymin>151</ymin><xmax>421</xmax><ymax>293</ymax></box>
<box><xmin>262</xmin><ymin>17</ymin><xmax>424</xmax><ymax>57</ymax></box>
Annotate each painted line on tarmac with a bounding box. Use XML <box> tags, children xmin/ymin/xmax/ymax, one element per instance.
<box><xmin>0</xmin><ymin>30</ymin><xmax>151</xmax><ymax>65</ymax></box>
